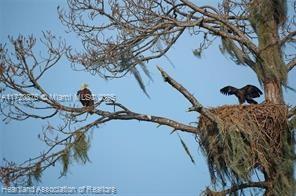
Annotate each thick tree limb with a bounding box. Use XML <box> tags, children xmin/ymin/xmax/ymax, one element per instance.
<box><xmin>101</xmin><ymin>110</ymin><xmax>199</xmax><ymax>133</ymax></box>
<box><xmin>0</xmin><ymin>101</ymin><xmax>199</xmax><ymax>185</ymax></box>
<box><xmin>157</xmin><ymin>66</ymin><xmax>223</xmax><ymax>127</ymax></box>
<box><xmin>36</xmin><ymin>98</ymin><xmax>199</xmax><ymax>134</ymax></box>
<box><xmin>1</xmin><ymin>1</ymin><xmax>294</xmax><ymax>193</ymax></box>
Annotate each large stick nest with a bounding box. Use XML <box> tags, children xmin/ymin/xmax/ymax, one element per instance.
<box><xmin>198</xmin><ymin>103</ymin><xmax>290</xmax><ymax>185</ymax></box>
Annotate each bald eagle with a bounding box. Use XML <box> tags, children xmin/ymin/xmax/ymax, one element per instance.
<box><xmin>220</xmin><ymin>85</ymin><xmax>263</xmax><ymax>104</ymax></box>
<box><xmin>77</xmin><ymin>84</ymin><xmax>95</xmax><ymax>114</ymax></box>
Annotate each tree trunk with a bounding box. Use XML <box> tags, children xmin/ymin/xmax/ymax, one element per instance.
<box><xmin>250</xmin><ymin>0</ymin><xmax>286</xmax><ymax>105</ymax></box>
<box><xmin>249</xmin><ymin>1</ymin><xmax>293</xmax><ymax>195</ymax></box>
<box><xmin>263</xmin><ymin>80</ymin><xmax>283</xmax><ymax>104</ymax></box>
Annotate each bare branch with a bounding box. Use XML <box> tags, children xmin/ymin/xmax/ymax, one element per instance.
<box><xmin>287</xmin><ymin>57</ymin><xmax>296</xmax><ymax>72</ymax></box>
<box><xmin>1</xmin><ymin>1</ymin><xmax>294</xmax><ymax>194</ymax></box>
<box><xmin>58</xmin><ymin>0</ymin><xmax>260</xmax><ymax>86</ymax></box>
<box><xmin>180</xmin><ymin>0</ymin><xmax>258</xmax><ymax>54</ymax></box>
<box><xmin>0</xmin><ymin>34</ymin><xmax>201</xmax><ymax>185</ymax></box>
<box><xmin>281</xmin><ymin>31</ymin><xmax>296</xmax><ymax>46</ymax></box>
<box><xmin>157</xmin><ymin>66</ymin><xmax>223</xmax><ymax>127</ymax></box>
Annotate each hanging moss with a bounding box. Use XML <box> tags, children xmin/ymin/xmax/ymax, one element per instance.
<box><xmin>220</xmin><ymin>37</ymin><xmax>265</xmax><ymax>84</ymax></box>
<box><xmin>27</xmin><ymin>174</ymin><xmax>33</xmax><ymax>186</ymax></box>
<box><xmin>72</xmin><ymin>131</ymin><xmax>90</xmax><ymax>164</ymax></box>
<box><xmin>247</xmin><ymin>0</ymin><xmax>288</xmax><ymax>86</ymax></box>
<box><xmin>32</xmin><ymin>162</ymin><xmax>42</xmax><ymax>182</ymax></box>
<box><xmin>60</xmin><ymin>148</ymin><xmax>70</xmax><ymax>176</ymax></box>
<box><xmin>248</xmin><ymin>0</ymin><xmax>287</xmax><ymax>27</ymax></box>
<box><xmin>197</xmin><ymin>103</ymin><xmax>294</xmax><ymax>195</ymax></box>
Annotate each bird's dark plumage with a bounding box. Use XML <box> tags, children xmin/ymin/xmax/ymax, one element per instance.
<box><xmin>220</xmin><ymin>85</ymin><xmax>263</xmax><ymax>104</ymax></box>
<box><xmin>77</xmin><ymin>86</ymin><xmax>95</xmax><ymax>114</ymax></box>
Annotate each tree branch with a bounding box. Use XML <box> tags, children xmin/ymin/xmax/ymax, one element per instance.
<box><xmin>157</xmin><ymin>66</ymin><xmax>223</xmax><ymax>127</ymax></box>
<box><xmin>180</xmin><ymin>0</ymin><xmax>258</xmax><ymax>54</ymax></box>
<box><xmin>94</xmin><ymin>108</ymin><xmax>199</xmax><ymax>134</ymax></box>
<box><xmin>287</xmin><ymin>57</ymin><xmax>296</xmax><ymax>72</ymax></box>
<box><xmin>205</xmin><ymin>181</ymin><xmax>268</xmax><ymax>195</ymax></box>
<box><xmin>0</xmin><ymin>100</ymin><xmax>199</xmax><ymax>185</ymax></box>
<box><xmin>281</xmin><ymin>31</ymin><xmax>296</xmax><ymax>46</ymax></box>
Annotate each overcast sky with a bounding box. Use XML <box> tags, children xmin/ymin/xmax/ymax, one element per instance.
<box><xmin>0</xmin><ymin>0</ymin><xmax>295</xmax><ymax>196</ymax></box>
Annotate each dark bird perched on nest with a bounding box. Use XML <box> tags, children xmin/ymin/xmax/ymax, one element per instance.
<box><xmin>77</xmin><ymin>83</ymin><xmax>95</xmax><ymax>114</ymax></box>
<box><xmin>220</xmin><ymin>85</ymin><xmax>263</xmax><ymax>104</ymax></box>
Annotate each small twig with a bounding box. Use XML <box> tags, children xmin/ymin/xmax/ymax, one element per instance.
<box><xmin>287</xmin><ymin>57</ymin><xmax>296</xmax><ymax>72</ymax></box>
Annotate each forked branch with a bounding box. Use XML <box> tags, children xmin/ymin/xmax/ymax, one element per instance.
<box><xmin>157</xmin><ymin>66</ymin><xmax>223</xmax><ymax>127</ymax></box>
